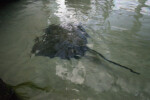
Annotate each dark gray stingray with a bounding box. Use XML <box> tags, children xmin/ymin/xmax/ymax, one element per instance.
<box><xmin>32</xmin><ymin>24</ymin><xmax>89</xmax><ymax>59</ymax></box>
<box><xmin>31</xmin><ymin>24</ymin><xmax>140</xmax><ymax>75</ymax></box>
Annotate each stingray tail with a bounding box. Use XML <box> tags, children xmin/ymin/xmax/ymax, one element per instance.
<box><xmin>88</xmin><ymin>48</ymin><xmax>140</xmax><ymax>75</ymax></box>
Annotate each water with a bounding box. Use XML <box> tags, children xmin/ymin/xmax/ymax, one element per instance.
<box><xmin>0</xmin><ymin>0</ymin><xmax>150</xmax><ymax>100</ymax></box>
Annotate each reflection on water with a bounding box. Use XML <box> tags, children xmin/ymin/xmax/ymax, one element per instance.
<box><xmin>113</xmin><ymin>0</ymin><xmax>150</xmax><ymax>15</ymax></box>
<box><xmin>56</xmin><ymin>61</ymin><xmax>86</xmax><ymax>84</ymax></box>
<box><xmin>113</xmin><ymin>0</ymin><xmax>139</xmax><ymax>11</ymax></box>
<box><xmin>0</xmin><ymin>0</ymin><xmax>150</xmax><ymax>100</ymax></box>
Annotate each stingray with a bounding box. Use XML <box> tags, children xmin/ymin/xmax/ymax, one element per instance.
<box><xmin>31</xmin><ymin>24</ymin><xmax>140</xmax><ymax>75</ymax></box>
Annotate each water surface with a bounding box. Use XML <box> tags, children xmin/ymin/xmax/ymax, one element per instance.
<box><xmin>0</xmin><ymin>0</ymin><xmax>150</xmax><ymax>100</ymax></box>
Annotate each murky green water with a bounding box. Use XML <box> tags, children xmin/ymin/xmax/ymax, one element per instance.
<box><xmin>0</xmin><ymin>0</ymin><xmax>150</xmax><ymax>100</ymax></box>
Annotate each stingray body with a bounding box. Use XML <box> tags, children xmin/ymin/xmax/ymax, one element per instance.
<box><xmin>32</xmin><ymin>24</ymin><xmax>89</xmax><ymax>59</ymax></box>
<box><xmin>31</xmin><ymin>24</ymin><xmax>140</xmax><ymax>75</ymax></box>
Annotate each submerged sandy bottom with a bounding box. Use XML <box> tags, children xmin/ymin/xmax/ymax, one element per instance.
<box><xmin>0</xmin><ymin>0</ymin><xmax>150</xmax><ymax>100</ymax></box>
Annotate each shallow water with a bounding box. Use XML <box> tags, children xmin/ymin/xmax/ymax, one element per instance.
<box><xmin>0</xmin><ymin>0</ymin><xmax>150</xmax><ymax>100</ymax></box>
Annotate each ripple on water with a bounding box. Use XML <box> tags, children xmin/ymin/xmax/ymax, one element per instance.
<box><xmin>0</xmin><ymin>0</ymin><xmax>150</xmax><ymax>99</ymax></box>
